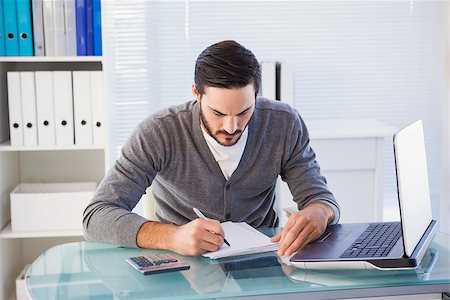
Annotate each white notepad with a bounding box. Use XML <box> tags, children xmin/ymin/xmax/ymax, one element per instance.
<box><xmin>202</xmin><ymin>222</ymin><xmax>278</xmax><ymax>259</ymax></box>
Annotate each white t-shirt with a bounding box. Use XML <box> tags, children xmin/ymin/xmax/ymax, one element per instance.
<box><xmin>201</xmin><ymin>126</ymin><xmax>248</xmax><ymax>180</ymax></box>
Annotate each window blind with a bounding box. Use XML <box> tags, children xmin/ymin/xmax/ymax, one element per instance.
<box><xmin>103</xmin><ymin>1</ymin><xmax>446</xmax><ymax>217</ymax></box>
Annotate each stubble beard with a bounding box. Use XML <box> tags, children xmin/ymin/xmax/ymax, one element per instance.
<box><xmin>200</xmin><ymin>107</ymin><xmax>244</xmax><ymax>147</ymax></box>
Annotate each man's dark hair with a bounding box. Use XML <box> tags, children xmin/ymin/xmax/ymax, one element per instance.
<box><xmin>194</xmin><ymin>40</ymin><xmax>261</xmax><ymax>98</ymax></box>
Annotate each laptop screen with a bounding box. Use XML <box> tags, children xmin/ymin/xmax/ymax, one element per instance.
<box><xmin>394</xmin><ymin>120</ymin><xmax>433</xmax><ymax>257</ymax></box>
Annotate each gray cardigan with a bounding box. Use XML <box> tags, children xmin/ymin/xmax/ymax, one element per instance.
<box><xmin>83</xmin><ymin>98</ymin><xmax>340</xmax><ymax>247</ymax></box>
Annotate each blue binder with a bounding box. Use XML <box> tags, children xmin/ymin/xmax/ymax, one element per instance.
<box><xmin>75</xmin><ymin>0</ymin><xmax>87</xmax><ymax>55</ymax></box>
<box><xmin>16</xmin><ymin>0</ymin><xmax>34</xmax><ymax>56</ymax></box>
<box><xmin>0</xmin><ymin>0</ymin><xmax>6</xmax><ymax>55</ymax></box>
<box><xmin>85</xmin><ymin>0</ymin><xmax>93</xmax><ymax>55</ymax></box>
<box><xmin>3</xmin><ymin>0</ymin><xmax>19</xmax><ymax>56</ymax></box>
<box><xmin>92</xmin><ymin>0</ymin><xmax>101</xmax><ymax>56</ymax></box>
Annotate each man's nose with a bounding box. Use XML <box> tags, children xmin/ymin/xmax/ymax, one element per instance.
<box><xmin>223</xmin><ymin>116</ymin><xmax>238</xmax><ymax>134</ymax></box>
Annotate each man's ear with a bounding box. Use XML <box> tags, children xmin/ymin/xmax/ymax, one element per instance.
<box><xmin>192</xmin><ymin>83</ymin><xmax>201</xmax><ymax>102</ymax></box>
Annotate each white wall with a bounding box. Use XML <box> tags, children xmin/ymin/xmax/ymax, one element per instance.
<box><xmin>442</xmin><ymin>2</ymin><xmax>450</xmax><ymax>233</ymax></box>
<box><xmin>440</xmin><ymin>2</ymin><xmax>450</xmax><ymax>233</ymax></box>
<box><xmin>442</xmin><ymin>94</ymin><xmax>449</xmax><ymax>233</ymax></box>
<box><xmin>103</xmin><ymin>1</ymin><xmax>447</xmax><ymax>222</ymax></box>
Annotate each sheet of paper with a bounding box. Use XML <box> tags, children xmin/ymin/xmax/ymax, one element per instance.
<box><xmin>203</xmin><ymin>222</ymin><xmax>278</xmax><ymax>259</ymax></box>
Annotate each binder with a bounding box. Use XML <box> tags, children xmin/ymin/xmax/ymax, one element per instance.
<box><xmin>85</xmin><ymin>0</ymin><xmax>94</xmax><ymax>55</ymax></box>
<box><xmin>31</xmin><ymin>0</ymin><xmax>45</xmax><ymax>56</ymax></box>
<box><xmin>90</xmin><ymin>71</ymin><xmax>105</xmax><ymax>145</ymax></box>
<box><xmin>35</xmin><ymin>71</ymin><xmax>56</xmax><ymax>145</ymax></box>
<box><xmin>0</xmin><ymin>69</ymin><xmax>7</xmax><ymax>142</ymax></box>
<box><xmin>16</xmin><ymin>0</ymin><xmax>34</xmax><ymax>56</ymax></box>
<box><xmin>64</xmin><ymin>0</ymin><xmax>77</xmax><ymax>56</ymax></box>
<box><xmin>75</xmin><ymin>0</ymin><xmax>87</xmax><ymax>56</ymax></box>
<box><xmin>42</xmin><ymin>0</ymin><xmax>55</xmax><ymax>56</ymax></box>
<box><xmin>260</xmin><ymin>61</ymin><xmax>277</xmax><ymax>100</ymax></box>
<box><xmin>7</xmin><ymin>72</ymin><xmax>23</xmax><ymax>146</ymax></box>
<box><xmin>73</xmin><ymin>71</ymin><xmax>93</xmax><ymax>145</ymax></box>
<box><xmin>53</xmin><ymin>71</ymin><xmax>74</xmax><ymax>145</ymax></box>
<box><xmin>20</xmin><ymin>72</ymin><xmax>38</xmax><ymax>146</ymax></box>
<box><xmin>3</xmin><ymin>0</ymin><xmax>19</xmax><ymax>56</ymax></box>
<box><xmin>0</xmin><ymin>0</ymin><xmax>6</xmax><ymax>56</ymax></box>
<box><xmin>53</xmin><ymin>0</ymin><xmax>66</xmax><ymax>56</ymax></box>
<box><xmin>92</xmin><ymin>0</ymin><xmax>102</xmax><ymax>56</ymax></box>
<box><xmin>279</xmin><ymin>62</ymin><xmax>294</xmax><ymax>107</ymax></box>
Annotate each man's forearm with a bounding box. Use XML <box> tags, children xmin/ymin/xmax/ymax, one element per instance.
<box><xmin>136</xmin><ymin>221</ymin><xmax>178</xmax><ymax>250</ymax></box>
<box><xmin>137</xmin><ymin>219</ymin><xmax>226</xmax><ymax>256</ymax></box>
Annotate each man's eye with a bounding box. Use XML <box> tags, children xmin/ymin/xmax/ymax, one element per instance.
<box><xmin>237</xmin><ymin>110</ymin><xmax>251</xmax><ymax>117</ymax></box>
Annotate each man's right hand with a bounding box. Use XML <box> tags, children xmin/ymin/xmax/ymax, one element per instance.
<box><xmin>137</xmin><ymin>218</ymin><xmax>225</xmax><ymax>256</ymax></box>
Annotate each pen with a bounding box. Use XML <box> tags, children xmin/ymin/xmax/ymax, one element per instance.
<box><xmin>193</xmin><ymin>207</ymin><xmax>231</xmax><ymax>246</ymax></box>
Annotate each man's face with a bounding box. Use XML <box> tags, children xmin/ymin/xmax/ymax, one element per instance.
<box><xmin>193</xmin><ymin>84</ymin><xmax>256</xmax><ymax>147</ymax></box>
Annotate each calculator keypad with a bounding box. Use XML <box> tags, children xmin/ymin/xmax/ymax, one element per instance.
<box><xmin>126</xmin><ymin>253</ymin><xmax>190</xmax><ymax>275</ymax></box>
<box><xmin>130</xmin><ymin>254</ymin><xmax>179</xmax><ymax>268</ymax></box>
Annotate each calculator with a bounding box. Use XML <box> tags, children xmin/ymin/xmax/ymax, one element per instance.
<box><xmin>126</xmin><ymin>253</ymin><xmax>190</xmax><ymax>275</ymax></box>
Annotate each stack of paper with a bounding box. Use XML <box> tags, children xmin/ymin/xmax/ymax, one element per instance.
<box><xmin>203</xmin><ymin>222</ymin><xmax>278</xmax><ymax>259</ymax></box>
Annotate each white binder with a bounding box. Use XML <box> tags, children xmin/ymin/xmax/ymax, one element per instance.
<box><xmin>31</xmin><ymin>0</ymin><xmax>45</xmax><ymax>56</ymax></box>
<box><xmin>35</xmin><ymin>71</ymin><xmax>56</xmax><ymax>146</ymax></box>
<box><xmin>90</xmin><ymin>71</ymin><xmax>105</xmax><ymax>146</ymax></box>
<box><xmin>53</xmin><ymin>71</ymin><xmax>74</xmax><ymax>146</ymax></box>
<box><xmin>7</xmin><ymin>72</ymin><xmax>23</xmax><ymax>146</ymax></box>
<box><xmin>279</xmin><ymin>62</ymin><xmax>294</xmax><ymax>107</ymax></box>
<box><xmin>53</xmin><ymin>0</ymin><xmax>65</xmax><ymax>56</ymax></box>
<box><xmin>42</xmin><ymin>0</ymin><xmax>55</xmax><ymax>56</ymax></box>
<box><xmin>0</xmin><ymin>84</ymin><xmax>8</xmax><ymax>143</ymax></box>
<box><xmin>20</xmin><ymin>72</ymin><xmax>38</xmax><ymax>146</ymax></box>
<box><xmin>64</xmin><ymin>0</ymin><xmax>76</xmax><ymax>56</ymax></box>
<box><xmin>260</xmin><ymin>61</ymin><xmax>277</xmax><ymax>100</ymax></box>
<box><xmin>73</xmin><ymin>71</ymin><xmax>93</xmax><ymax>145</ymax></box>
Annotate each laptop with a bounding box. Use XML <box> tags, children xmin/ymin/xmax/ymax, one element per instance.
<box><xmin>290</xmin><ymin>120</ymin><xmax>438</xmax><ymax>270</ymax></box>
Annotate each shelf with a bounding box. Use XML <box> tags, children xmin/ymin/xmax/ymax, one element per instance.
<box><xmin>308</xmin><ymin>119</ymin><xmax>398</xmax><ymax>139</ymax></box>
<box><xmin>0</xmin><ymin>223</ymin><xmax>83</xmax><ymax>238</ymax></box>
<box><xmin>0</xmin><ymin>56</ymin><xmax>102</xmax><ymax>63</ymax></box>
<box><xmin>0</xmin><ymin>140</ymin><xmax>105</xmax><ymax>152</ymax></box>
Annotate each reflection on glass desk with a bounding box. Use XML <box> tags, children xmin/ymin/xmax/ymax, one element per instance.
<box><xmin>26</xmin><ymin>231</ymin><xmax>450</xmax><ymax>300</ymax></box>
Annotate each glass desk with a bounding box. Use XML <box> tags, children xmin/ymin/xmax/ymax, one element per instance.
<box><xmin>26</xmin><ymin>231</ymin><xmax>450</xmax><ymax>300</ymax></box>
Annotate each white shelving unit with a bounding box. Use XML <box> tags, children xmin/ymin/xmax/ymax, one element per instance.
<box><xmin>0</xmin><ymin>57</ymin><xmax>107</xmax><ymax>300</ymax></box>
<box><xmin>0</xmin><ymin>140</ymin><xmax>104</xmax><ymax>151</ymax></box>
<box><xmin>0</xmin><ymin>56</ymin><xmax>103</xmax><ymax>62</ymax></box>
<box><xmin>0</xmin><ymin>223</ymin><xmax>83</xmax><ymax>239</ymax></box>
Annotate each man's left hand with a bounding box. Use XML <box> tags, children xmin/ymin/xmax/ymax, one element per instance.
<box><xmin>271</xmin><ymin>202</ymin><xmax>334</xmax><ymax>256</ymax></box>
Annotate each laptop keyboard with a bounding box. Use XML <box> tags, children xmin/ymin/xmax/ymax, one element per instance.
<box><xmin>340</xmin><ymin>222</ymin><xmax>402</xmax><ymax>258</ymax></box>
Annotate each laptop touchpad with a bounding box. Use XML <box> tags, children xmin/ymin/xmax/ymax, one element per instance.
<box><xmin>316</xmin><ymin>228</ymin><xmax>352</xmax><ymax>243</ymax></box>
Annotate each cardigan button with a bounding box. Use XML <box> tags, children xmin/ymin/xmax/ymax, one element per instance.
<box><xmin>225</xmin><ymin>184</ymin><xmax>230</xmax><ymax>190</ymax></box>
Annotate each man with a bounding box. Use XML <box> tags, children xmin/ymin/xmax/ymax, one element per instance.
<box><xmin>83</xmin><ymin>40</ymin><xmax>340</xmax><ymax>257</ymax></box>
